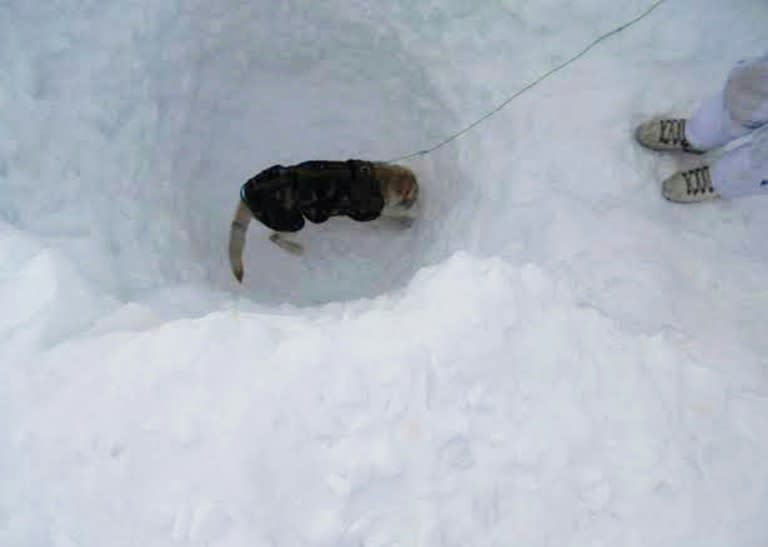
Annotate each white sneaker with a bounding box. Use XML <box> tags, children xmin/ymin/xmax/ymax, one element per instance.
<box><xmin>662</xmin><ymin>165</ymin><xmax>719</xmax><ymax>203</ymax></box>
<box><xmin>635</xmin><ymin>118</ymin><xmax>703</xmax><ymax>153</ymax></box>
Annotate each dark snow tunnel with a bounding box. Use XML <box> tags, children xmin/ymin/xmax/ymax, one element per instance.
<box><xmin>137</xmin><ymin>2</ymin><xmax>476</xmax><ymax>305</ymax></box>
<box><xmin>4</xmin><ymin>1</ymin><xmax>522</xmax><ymax>307</ymax></box>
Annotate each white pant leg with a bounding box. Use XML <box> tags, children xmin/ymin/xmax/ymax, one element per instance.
<box><xmin>686</xmin><ymin>54</ymin><xmax>768</xmax><ymax>151</ymax></box>
<box><xmin>724</xmin><ymin>53</ymin><xmax>768</xmax><ymax>128</ymax></box>
<box><xmin>686</xmin><ymin>92</ymin><xmax>752</xmax><ymax>151</ymax></box>
<box><xmin>711</xmin><ymin>125</ymin><xmax>768</xmax><ymax>198</ymax></box>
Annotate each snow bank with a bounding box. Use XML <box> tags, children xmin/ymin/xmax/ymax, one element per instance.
<box><xmin>7</xmin><ymin>254</ymin><xmax>766</xmax><ymax>546</ymax></box>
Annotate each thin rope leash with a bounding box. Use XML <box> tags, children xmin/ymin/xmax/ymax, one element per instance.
<box><xmin>387</xmin><ymin>0</ymin><xmax>668</xmax><ymax>163</ymax></box>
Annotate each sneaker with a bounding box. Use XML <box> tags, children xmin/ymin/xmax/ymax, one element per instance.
<box><xmin>662</xmin><ymin>165</ymin><xmax>719</xmax><ymax>203</ymax></box>
<box><xmin>635</xmin><ymin>118</ymin><xmax>703</xmax><ymax>153</ymax></box>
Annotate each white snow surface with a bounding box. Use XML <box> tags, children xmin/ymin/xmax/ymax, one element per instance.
<box><xmin>2</xmin><ymin>0</ymin><xmax>768</xmax><ymax>545</ymax></box>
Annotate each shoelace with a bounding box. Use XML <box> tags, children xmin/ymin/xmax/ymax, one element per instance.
<box><xmin>681</xmin><ymin>166</ymin><xmax>714</xmax><ymax>196</ymax></box>
<box><xmin>659</xmin><ymin>118</ymin><xmax>693</xmax><ymax>149</ymax></box>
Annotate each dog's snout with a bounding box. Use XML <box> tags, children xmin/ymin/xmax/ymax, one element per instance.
<box><xmin>404</xmin><ymin>184</ymin><xmax>418</xmax><ymax>207</ymax></box>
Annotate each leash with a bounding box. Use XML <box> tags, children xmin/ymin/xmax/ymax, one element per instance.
<box><xmin>386</xmin><ymin>0</ymin><xmax>669</xmax><ymax>163</ymax></box>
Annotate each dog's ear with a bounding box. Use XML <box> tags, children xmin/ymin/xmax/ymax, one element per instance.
<box><xmin>229</xmin><ymin>200</ymin><xmax>253</xmax><ymax>282</ymax></box>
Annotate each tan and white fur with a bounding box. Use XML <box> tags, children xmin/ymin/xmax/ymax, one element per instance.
<box><xmin>228</xmin><ymin>163</ymin><xmax>419</xmax><ymax>283</ymax></box>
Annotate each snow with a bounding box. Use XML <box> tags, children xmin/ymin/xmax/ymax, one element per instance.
<box><xmin>2</xmin><ymin>0</ymin><xmax>768</xmax><ymax>545</ymax></box>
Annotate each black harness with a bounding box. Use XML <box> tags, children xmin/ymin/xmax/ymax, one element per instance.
<box><xmin>240</xmin><ymin>160</ymin><xmax>384</xmax><ymax>233</ymax></box>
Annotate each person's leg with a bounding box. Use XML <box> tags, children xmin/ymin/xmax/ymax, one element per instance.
<box><xmin>661</xmin><ymin>125</ymin><xmax>768</xmax><ymax>203</ymax></box>
<box><xmin>685</xmin><ymin>92</ymin><xmax>753</xmax><ymax>151</ymax></box>
<box><xmin>725</xmin><ymin>54</ymin><xmax>768</xmax><ymax>129</ymax></box>
<box><xmin>647</xmin><ymin>54</ymin><xmax>768</xmax><ymax>203</ymax></box>
<box><xmin>687</xmin><ymin>54</ymin><xmax>768</xmax><ymax>150</ymax></box>
<box><xmin>637</xmin><ymin>54</ymin><xmax>768</xmax><ymax>153</ymax></box>
<box><xmin>710</xmin><ymin>125</ymin><xmax>768</xmax><ymax>199</ymax></box>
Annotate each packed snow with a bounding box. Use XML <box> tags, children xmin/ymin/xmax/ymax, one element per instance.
<box><xmin>2</xmin><ymin>0</ymin><xmax>767</xmax><ymax>545</ymax></box>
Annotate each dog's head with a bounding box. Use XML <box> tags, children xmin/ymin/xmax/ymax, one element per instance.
<box><xmin>374</xmin><ymin>163</ymin><xmax>419</xmax><ymax>219</ymax></box>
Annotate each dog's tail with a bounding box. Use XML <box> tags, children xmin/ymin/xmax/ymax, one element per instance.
<box><xmin>228</xmin><ymin>200</ymin><xmax>253</xmax><ymax>283</ymax></box>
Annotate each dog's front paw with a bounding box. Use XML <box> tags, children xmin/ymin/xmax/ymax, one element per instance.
<box><xmin>382</xmin><ymin>215</ymin><xmax>415</xmax><ymax>229</ymax></box>
<box><xmin>396</xmin><ymin>216</ymin><xmax>415</xmax><ymax>228</ymax></box>
<box><xmin>270</xmin><ymin>233</ymin><xmax>305</xmax><ymax>255</ymax></box>
<box><xmin>280</xmin><ymin>240</ymin><xmax>304</xmax><ymax>255</ymax></box>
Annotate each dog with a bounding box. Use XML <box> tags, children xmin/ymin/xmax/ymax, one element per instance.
<box><xmin>228</xmin><ymin>160</ymin><xmax>419</xmax><ymax>282</ymax></box>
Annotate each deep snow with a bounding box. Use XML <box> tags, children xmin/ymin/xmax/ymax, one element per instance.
<box><xmin>2</xmin><ymin>0</ymin><xmax>768</xmax><ymax>545</ymax></box>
